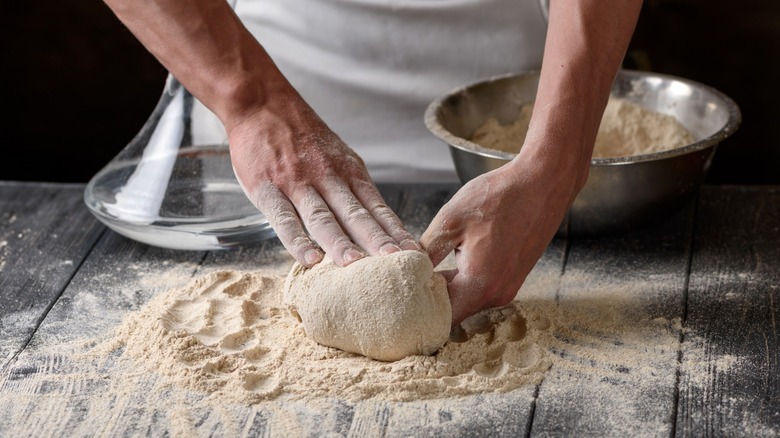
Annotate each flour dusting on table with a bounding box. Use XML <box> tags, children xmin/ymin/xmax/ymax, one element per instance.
<box><xmin>0</xmin><ymin>247</ymin><xmax>754</xmax><ymax>436</ymax></box>
<box><xmin>96</xmin><ymin>269</ymin><xmax>552</xmax><ymax>403</ymax></box>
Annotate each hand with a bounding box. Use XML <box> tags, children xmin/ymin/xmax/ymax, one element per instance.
<box><xmin>420</xmin><ymin>157</ymin><xmax>579</xmax><ymax>326</ymax></box>
<box><xmin>228</xmin><ymin>90</ymin><xmax>418</xmax><ymax>268</ymax></box>
<box><xmin>420</xmin><ymin>0</ymin><xmax>642</xmax><ymax>328</ymax></box>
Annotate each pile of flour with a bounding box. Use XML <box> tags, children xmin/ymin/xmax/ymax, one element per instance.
<box><xmin>0</xmin><ymin>249</ymin><xmax>753</xmax><ymax>435</ymax></box>
<box><xmin>471</xmin><ymin>98</ymin><xmax>696</xmax><ymax>158</ymax></box>
<box><xmin>100</xmin><ymin>269</ymin><xmax>552</xmax><ymax>403</ymax></box>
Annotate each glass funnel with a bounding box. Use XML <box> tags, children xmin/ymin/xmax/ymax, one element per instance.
<box><xmin>84</xmin><ymin>74</ymin><xmax>274</xmax><ymax>250</ymax></box>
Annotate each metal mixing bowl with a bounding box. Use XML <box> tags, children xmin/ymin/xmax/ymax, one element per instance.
<box><xmin>424</xmin><ymin>69</ymin><xmax>741</xmax><ymax>235</ymax></box>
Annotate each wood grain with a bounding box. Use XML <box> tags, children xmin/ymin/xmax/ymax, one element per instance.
<box><xmin>0</xmin><ymin>182</ymin><xmax>104</xmax><ymax>369</ymax></box>
<box><xmin>531</xmin><ymin>202</ymin><xmax>695</xmax><ymax>436</ymax></box>
<box><xmin>1</xmin><ymin>183</ymin><xmax>779</xmax><ymax>436</ymax></box>
<box><xmin>677</xmin><ymin>186</ymin><xmax>780</xmax><ymax>436</ymax></box>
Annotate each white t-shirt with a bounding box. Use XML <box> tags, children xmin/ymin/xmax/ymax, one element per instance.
<box><xmin>235</xmin><ymin>0</ymin><xmax>547</xmax><ymax>183</ymax></box>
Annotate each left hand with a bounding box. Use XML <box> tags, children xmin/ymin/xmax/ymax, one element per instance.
<box><xmin>420</xmin><ymin>0</ymin><xmax>643</xmax><ymax>327</ymax></box>
<box><xmin>420</xmin><ymin>157</ymin><xmax>578</xmax><ymax>326</ymax></box>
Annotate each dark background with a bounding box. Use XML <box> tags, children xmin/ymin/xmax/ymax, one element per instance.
<box><xmin>2</xmin><ymin>0</ymin><xmax>778</xmax><ymax>184</ymax></box>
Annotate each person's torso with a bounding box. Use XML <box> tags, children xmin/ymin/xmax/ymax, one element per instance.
<box><xmin>235</xmin><ymin>0</ymin><xmax>547</xmax><ymax>182</ymax></box>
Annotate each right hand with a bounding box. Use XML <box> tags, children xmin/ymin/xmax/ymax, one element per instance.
<box><xmin>99</xmin><ymin>0</ymin><xmax>418</xmax><ymax>268</ymax></box>
<box><xmin>228</xmin><ymin>89</ymin><xmax>419</xmax><ymax>268</ymax></box>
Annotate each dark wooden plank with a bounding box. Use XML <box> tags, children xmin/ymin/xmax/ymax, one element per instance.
<box><xmin>392</xmin><ymin>183</ymin><xmax>459</xmax><ymax>238</ymax></box>
<box><xmin>0</xmin><ymin>228</ymin><xmax>208</xmax><ymax>436</ymax></box>
<box><xmin>25</xmin><ymin>231</ymin><xmax>207</xmax><ymax>346</ymax></box>
<box><xmin>376</xmin><ymin>183</ymin><xmax>406</xmax><ymax>216</ymax></box>
<box><xmin>530</xmin><ymin>200</ymin><xmax>695</xmax><ymax>435</ymax></box>
<box><xmin>0</xmin><ymin>184</ymin><xmax>438</xmax><ymax>437</ymax></box>
<box><xmin>677</xmin><ymin>186</ymin><xmax>780</xmax><ymax>436</ymax></box>
<box><xmin>7</xmin><ymin>182</ymin><xmax>713</xmax><ymax>436</ymax></box>
<box><xmin>0</xmin><ymin>182</ymin><xmax>104</xmax><ymax>368</ymax></box>
<box><xmin>0</xmin><ymin>185</ymin><xmax>419</xmax><ymax>435</ymax></box>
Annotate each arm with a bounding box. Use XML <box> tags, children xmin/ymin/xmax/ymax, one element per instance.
<box><xmin>103</xmin><ymin>0</ymin><xmax>419</xmax><ymax>266</ymax></box>
<box><xmin>420</xmin><ymin>0</ymin><xmax>643</xmax><ymax>325</ymax></box>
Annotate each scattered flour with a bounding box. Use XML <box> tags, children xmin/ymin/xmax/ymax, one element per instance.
<box><xmin>0</xmin><ymin>246</ymin><xmax>757</xmax><ymax>436</ymax></box>
<box><xmin>95</xmin><ymin>268</ymin><xmax>552</xmax><ymax>403</ymax></box>
<box><xmin>471</xmin><ymin>97</ymin><xmax>696</xmax><ymax>158</ymax></box>
<box><xmin>0</xmin><ymin>240</ymin><xmax>7</xmax><ymax>271</ymax></box>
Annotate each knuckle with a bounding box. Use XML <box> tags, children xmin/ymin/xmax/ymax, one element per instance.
<box><xmin>438</xmin><ymin>203</ymin><xmax>458</xmax><ymax>221</ymax></box>
<box><xmin>367</xmin><ymin>232</ymin><xmax>395</xmax><ymax>248</ymax></box>
<box><xmin>330</xmin><ymin>235</ymin><xmax>355</xmax><ymax>249</ymax></box>
<box><xmin>288</xmin><ymin>235</ymin><xmax>314</xmax><ymax>253</ymax></box>
<box><xmin>343</xmin><ymin>205</ymin><xmax>372</xmax><ymax>224</ymax></box>
<box><xmin>370</xmin><ymin>203</ymin><xmax>397</xmax><ymax>222</ymax></box>
<box><xmin>269</xmin><ymin>209</ymin><xmax>300</xmax><ymax>233</ymax></box>
<box><xmin>351</xmin><ymin>178</ymin><xmax>372</xmax><ymax>191</ymax></box>
<box><xmin>390</xmin><ymin>227</ymin><xmax>416</xmax><ymax>243</ymax></box>
<box><xmin>436</xmin><ymin>211</ymin><xmax>461</xmax><ymax>235</ymax></box>
<box><xmin>274</xmin><ymin>208</ymin><xmax>298</xmax><ymax>225</ymax></box>
<box><xmin>305</xmin><ymin>206</ymin><xmax>336</xmax><ymax>229</ymax></box>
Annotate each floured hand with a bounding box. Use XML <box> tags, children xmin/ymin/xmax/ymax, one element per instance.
<box><xmin>229</xmin><ymin>90</ymin><xmax>418</xmax><ymax>267</ymax></box>
<box><xmin>420</xmin><ymin>157</ymin><xmax>578</xmax><ymax>326</ymax></box>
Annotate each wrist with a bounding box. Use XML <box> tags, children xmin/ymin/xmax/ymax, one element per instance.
<box><xmin>218</xmin><ymin>67</ymin><xmax>299</xmax><ymax>133</ymax></box>
<box><xmin>508</xmin><ymin>124</ymin><xmax>593</xmax><ymax>202</ymax></box>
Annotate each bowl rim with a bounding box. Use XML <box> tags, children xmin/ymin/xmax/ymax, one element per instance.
<box><xmin>424</xmin><ymin>69</ymin><xmax>742</xmax><ymax>166</ymax></box>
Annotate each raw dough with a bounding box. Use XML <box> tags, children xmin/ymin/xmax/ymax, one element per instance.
<box><xmin>283</xmin><ymin>250</ymin><xmax>451</xmax><ymax>361</ymax></box>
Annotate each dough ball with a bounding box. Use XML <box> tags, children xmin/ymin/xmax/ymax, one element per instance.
<box><xmin>283</xmin><ymin>250</ymin><xmax>452</xmax><ymax>361</ymax></box>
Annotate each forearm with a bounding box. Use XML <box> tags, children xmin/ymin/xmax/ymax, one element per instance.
<box><xmin>103</xmin><ymin>0</ymin><xmax>294</xmax><ymax>130</ymax></box>
<box><xmin>513</xmin><ymin>0</ymin><xmax>643</xmax><ymax>194</ymax></box>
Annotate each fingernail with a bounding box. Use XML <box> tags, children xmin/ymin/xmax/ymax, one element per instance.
<box><xmin>304</xmin><ymin>249</ymin><xmax>323</xmax><ymax>266</ymax></box>
<box><xmin>379</xmin><ymin>243</ymin><xmax>402</xmax><ymax>256</ymax></box>
<box><xmin>343</xmin><ymin>248</ymin><xmax>365</xmax><ymax>264</ymax></box>
<box><xmin>400</xmin><ymin>239</ymin><xmax>421</xmax><ymax>251</ymax></box>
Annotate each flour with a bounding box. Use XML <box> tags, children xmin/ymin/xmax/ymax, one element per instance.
<box><xmin>0</xmin><ymin>240</ymin><xmax>7</xmax><ymax>272</ymax></box>
<box><xmin>0</xmin><ymin>255</ymin><xmax>758</xmax><ymax>436</ymax></box>
<box><xmin>284</xmin><ymin>251</ymin><xmax>451</xmax><ymax>361</ymax></box>
<box><xmin>96</xmin><ymin>268</ymin><xmax>551</xmax><ymax>403</ymax></box>
<box><xmin>471</xmin><ymin>98</ymin><xmax>696</xmax><ymax>158</ymax></box>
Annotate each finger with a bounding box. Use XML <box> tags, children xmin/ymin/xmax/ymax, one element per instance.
<box><xmin>446</xmin><ymin>245</ymin><xmax>521</xmax><ymax>326</ymax></box>
<box><xmin>436</xmin><ymin>268</ymin><xmax>458</xmax><ymax>283</ymax></box>
<box><xmin>290</xmin><ymin>186</ymin><xmax>366</xmax><ymax>267</ymax></box>
<box><xmin>252</xmin><ymin>183</ymin><xmax>324</xmax><ymax>267</ymax></box>
<box><xmin>447</xmin><ymin>269</ymin><xmax>490</xmax><ymax>327</ymax></box>
<box><xmin>419</xmin><ymin>214</ymin><xmax>459</xmax><ymax>267</ymax></box>
<box><xmin>321</xmin><ymin>179</ymin><xmax>403</xmax><ymax>257</ymax></box>
<box><xmin>447</xmin><ymin>273</ymin><xmax>479</xmax><ymax>327</ymax></box>
<box><xmin>351</xmin><ymin>179</ymin><xmax>420</xmax><ymax>251</ymax></box>
<box><xmin>444</xmin><ymin>242</ymin><xmax>494</xmax><ymax>326</ymax></box>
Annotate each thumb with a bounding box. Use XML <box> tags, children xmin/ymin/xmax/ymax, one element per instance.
<box><xmin>420</xmin><ymin>216</ymin><xmax>458</xmax><ymax>267</ymax></box>
<box><xmin>447</xmin><ymin>270</ymin><xmax>484</xmax><ymax>327</ymax></box>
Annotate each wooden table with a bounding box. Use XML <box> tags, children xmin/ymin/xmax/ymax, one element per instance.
<box><xmin>0</xmin><ymin>181</ymin><xmax>778</xmax><ymax>437</ymax></box>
